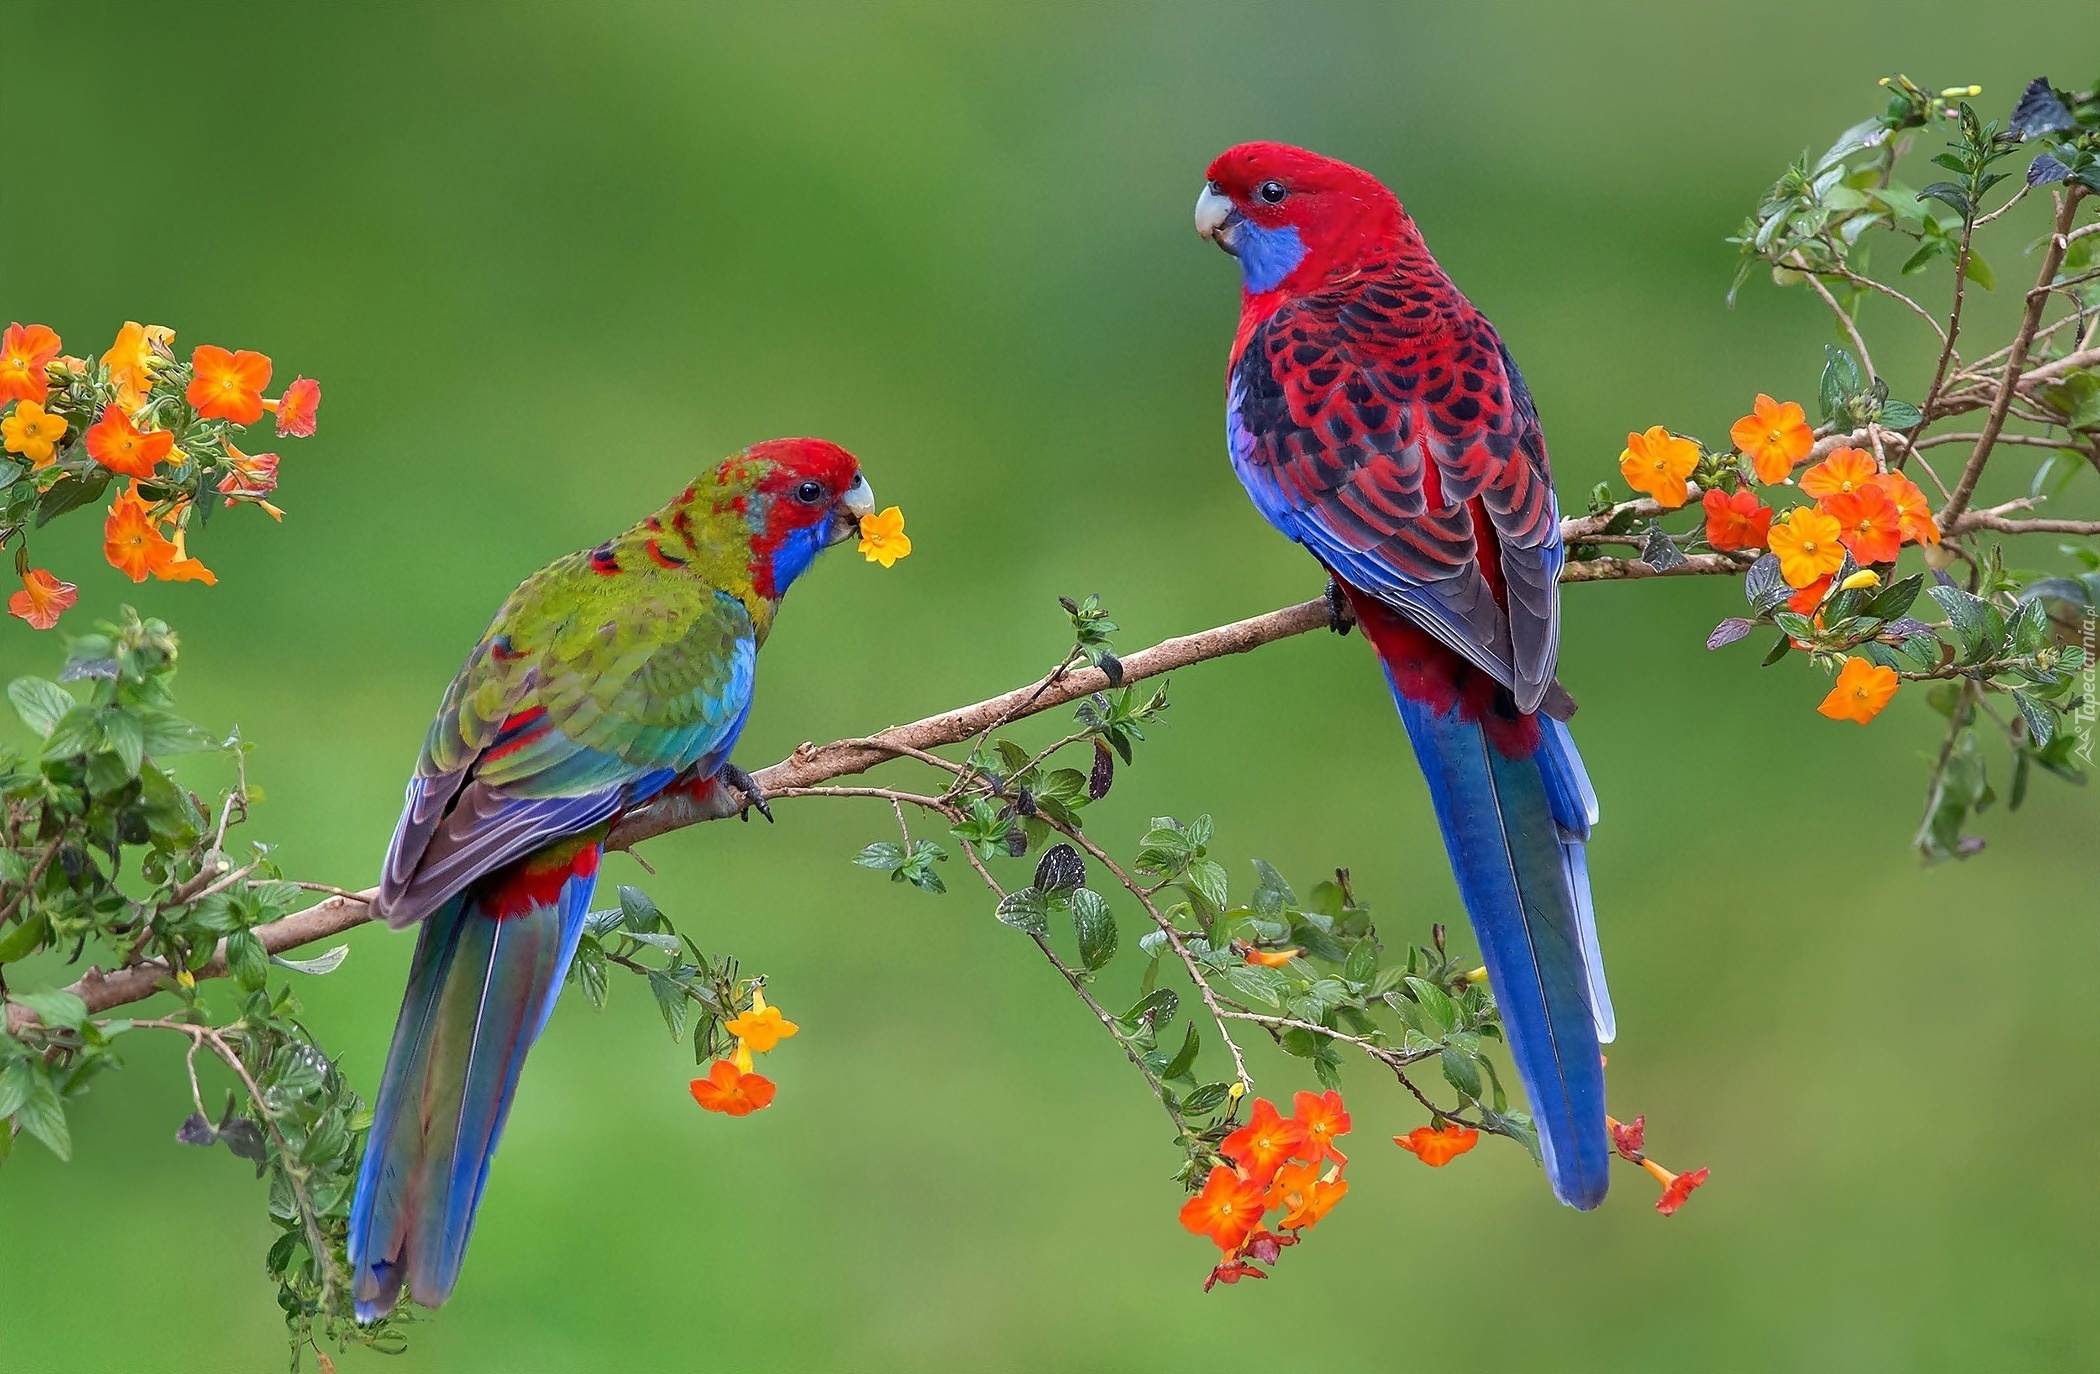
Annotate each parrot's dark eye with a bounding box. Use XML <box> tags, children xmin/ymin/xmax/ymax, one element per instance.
<box><xmin>792</xmin><ymin>480</ymin><xmax>826</xmax><ymax>505</ymax></box>
<box><xmin>1257</xmin><ymin>180</ymin><xmax>1287</xmax><ymax>205</ymax></box>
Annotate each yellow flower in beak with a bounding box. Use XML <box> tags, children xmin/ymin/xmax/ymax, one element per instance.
<box><xmin>858</xmin><ymin>505</ymin><xmax>911</xmax><ymax>568</ymax></box>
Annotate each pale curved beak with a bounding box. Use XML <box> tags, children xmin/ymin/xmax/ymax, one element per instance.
<box><xmin>829</xmin><ymin>472</ymin><xmax>875</xmax><ymax>545</ymax></box>
<box><xmin>1195</xmin><ymin>182</ymin><xmax>1240</xmax><ymax>255</ymax></box>
<box><xmin>841</xmin><ymin>471</ymin><xmax>875</xmax><ymax>518</ymax></box>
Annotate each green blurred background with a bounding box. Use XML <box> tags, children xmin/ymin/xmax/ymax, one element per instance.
<box><xmin>5</xmin><ymin>2</ymin><xmax>2099</xmax><ymax>1370</ymax></box>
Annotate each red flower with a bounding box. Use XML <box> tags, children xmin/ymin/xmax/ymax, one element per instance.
<box><xmin>688</xmin><ymin>1059</ymin><xmax>776</xmax><ymax>1116</ymax></box>
<box><xmin>1290</xmin><ymin>1089</ymin><xmax>1351</xmax><ymax>1164</ymax></box>
<box><xmin>1609</xmin><ymin>1113</ymin><xmax>1646</xmax><ymax>1161</ymax></box>
<box><xmin>1202</xmin><ymin>1260</ymin><xmax>1268</xmax><ymax>1291</ymax></box>
<box><xmin>1653</xmin><ymin>1164</ymin><xmax>1711</xmax><ymax>1216</ymax></box>
<box><xmin>1701</xmin><ymin>488</ymin><xmax>1773</xmax><ymax>552</ymax></box>
<box><xmin>1821</xmin><ymin>483</ymin><xmax>1903</xmax><ymax>566</ymax></box>
<box><xmin>8</xmin><ymin>569</ymin><xmax>78</xmax><ymax>630</ymax></box>
<box><xmin>270</xmin><ymin>375</ymin><xmax>321</xmax><ymax>437</ymax></box>
<box><xmin>84</xmin><ymin>404</ymin><xmax>176</xmax><ymax>478</ymax></box>
<box><xmin>1393</xmin><ymin>1123</ymin><xmax>1479</xmax><ymax>1167</ymax></box>
<box><xmin>217</xmin><ymin>442</ymin><xmax>281</xmax><ymax>497</ymax></box>
<box><xmin>186</xmin><ymin>345</ymin><xmax>273</xmax><ymax>424</ymax></box>
<box><xmin>0</xmin><ymin>322</ymin><xmax>61</xmax><ymax>405</ymax></box>
<box><xmin>1179</xmin><ymin>1165</ymin><xmax>1267</xmax><ymax>1251</ymax></box>
<box><xmin>1219</xmin><ymin>1098</ymin><xmax>1308</xmax><ymax>1186</ymax></box>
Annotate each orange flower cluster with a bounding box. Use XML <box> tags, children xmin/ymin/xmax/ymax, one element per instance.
<box><xmin>690</xmin><ymin>986</ymin><xmax>798</xmax><ymax>1117</ymax></box>
<box><xmin>1181</xmin><ymin>1091</ymin><xmax>1351</xmax><ymax>1290</ymax></box>
<box><xmin>1</xmin><ymin>320</ymin><xmax>320</xmax><ymax>631</ymax></box>
<box><xmin>1615</xmin><ymin>395</ymin><xmax>1946</xmax><ymax>725</ymax></box>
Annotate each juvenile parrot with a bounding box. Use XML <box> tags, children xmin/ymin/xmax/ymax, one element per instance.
<box><xmin>347</xmin><ymin>438</ymin><xmax>875</xmax><ymax>1318</ymax></box>
<box><xmin>1195</xmin><ymin>144</ymin><xmax>1614</xmax><ymax>1208</ymax></box>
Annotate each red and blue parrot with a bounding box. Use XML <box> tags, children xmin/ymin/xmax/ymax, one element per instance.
<box><xmin>348</xmin><ymin>438</ymin><xmax>875</xmax><ymax>1317</ymax></box>
<box><xmin>1195</xmin><ymin>144</ymin><xmax>1614</xmax><ymax>1209</ymax></box>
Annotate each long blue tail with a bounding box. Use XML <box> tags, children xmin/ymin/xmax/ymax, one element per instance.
<box><xmin>347</xmin><ymin>840</ymin><xmax>599</xmax><ymax>1319</ymax></box>
<box><xmin>1390</xmin><ymin>684</ymin><xmax>1614</xmax><ymax>1209</ymax></box>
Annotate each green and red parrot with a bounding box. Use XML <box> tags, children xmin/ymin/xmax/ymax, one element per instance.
<box><xmin>1196</xmin><ymin>144</ymin><xmax>1615</xmax><ymax>1209</ymax></box>
<box><xmin>348</xmin><ymin>438</ymin><xmax>875</xmax><ymax>1319</ymax></box>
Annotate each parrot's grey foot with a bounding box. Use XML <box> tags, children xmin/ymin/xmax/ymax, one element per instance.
<box><xmin>721</xmin><ymin>763</ymin><xmax>773</xmax><ymax>823</ymax></box>
<box><xmin>1324</xmin><ymin>577</ymin><xmax>1356</xmax><ymax>636</ymax></box>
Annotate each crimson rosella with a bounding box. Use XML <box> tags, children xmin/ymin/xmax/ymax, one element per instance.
<box><xmin>348</xmin><ymin>439</ymin><xmax>876</xmax><ymax>1318</ymax></box>
<box><xmin>1196</xmin><ymin>144</ymin><xmax>1614</xmax><ymax>1209</ymax></box>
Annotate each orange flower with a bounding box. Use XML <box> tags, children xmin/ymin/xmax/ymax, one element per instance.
<box><xmin>1701</xmin><ymin>487</ymin><xmax>1772</xmax><ymax>552</ymax></box>
<box><xmin>688</xmin><ymin>1059</ymin><xmax>777</xmax><ymax>1116</ymax></box>
<box><xmin>1647</xmin><ymin>1161</ymin><xmax>1711</xmax><ymax>1216</ymax></box>
<box><xmin>857</xmin><ymin>505</ymin><xmax>911</xmax><ymax>567</ymax></box>
<box><xmin>1766</xmin><ymin>506</ymin><xmax>1845</xmax><ymax>588</ymax></box>
<box><xmin>8</xmin><ymin>569</ymin><xmax>78</xmax><ymax>631</ymax></box>
<box><xmin>0</xmin><ymin>323</ymin><xmax>61</xmax><ymax>405</ymax></box>
<box><xmin>1729</xmin><ymin>394</ymin><xmax>1814</xmax><ymax>484</ymax></box>
<box><xmin>1179</xmin><ymin>1165</ymin><xmax>1268</xmax><ymax>1251</ymax></box>
<box><xmin>1817</xmin><ymin>656</ymin><xmax>1899</xmax><ymax>724</ymax></box>
<box><xmin>268</xmin><ymin>375</ymin><xmax>321</xmax><ymax>437</ymax></box>
<box><xmin>157</xmin><ymin>525</ymin><xmax>218</xmax><ymax>586</ymax></box>
<box><xmin>84</xmin><ymin>404</ymin><xmax>175</xmax><ymax>478</ymax></box>
<box><xmin>1290</xmin><ymin>1089</ymin><xmax>1351</xmax><ymax>1164</ymax></box>
<box><xmin>1393</xmin><ymin>1123</ymin><xmax>1479</xmax><ymax>1167</ymax></box>
<box><xmin>1871</xmin><ymin>471</ymin><xmax>1940</xmax><ymax>546</ymax></box>
<box><xmin>104</xmin><ymin>490</ymin><xmax>176</xmax><ymax>582</ymax></box>
<box><xmin>186</xmin><ymin>345</ymin><xmax>272</xmax><ymax>424</ymax></box>
<box><xmin>1220</xmin><ymin>1098</ymin><xmax>1308</xmax><ymax>1185</ymax></box>
<box><xmin>1820</xmin><ymin>483</ymin><xmax>1903</xmax><ymax>566</ymax></box>
<box><xmin>1618</xmin><ymin>426</ymin><xmax>1700</xmax><ymax>509</ymax></box>
<box><xmin>1242</xmin><ymin>946</ymin><xmax>1299</xmax><ymax>968</ymax></box>
<box><xmin>102</xmin><ymin>322</ymin><xmax>174</xmax><ymax>414</ymax></box>
<box><xmin>1787</xmin><ymin>574</ymin><xmax>1832</xmax><ymax>615</ymax></box>
<box><xmin>724</xmin><ymin>989</ymin><xmax>799</xmax><ymax>1053</ymax></box>
<box><xmin>1265</xmin><ymin>1158</ymin><xmax>1348</xmax><ymax>1230</ymax></box>
<box><xmin>1797</xmin><ymin>446</ymin><xmax>1878</xmax><ymax>500</ymax></box>
<box><xmin>217</xmin><ymin>441</ymin><xmax>281</xmax><ymax>496</ymax></box>
<box><xmin>2</xmin><ymin>398</ymin><xmax>68</xmax><ymax>467</ymax></box>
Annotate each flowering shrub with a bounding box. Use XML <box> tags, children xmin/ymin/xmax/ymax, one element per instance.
<box><xmin>1575</xmin><ymin>74</ymin><xmax>2099</xmax><ymax>860</ymax></box>
<box><xmin>2</xmin><ymin>320</ymin><xmax>320</xmax><ymax>627</ymax></box>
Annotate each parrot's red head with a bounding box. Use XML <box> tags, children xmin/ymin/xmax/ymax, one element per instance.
<box><xmin>1196</xmin><ymin>142</ymin><xmax>1412</xmax><ymax>297</ymax></box>
<box><xmin>712</xmin><ymin>438</ymin><xmax>875</xmax><ymax>600</ymax></box>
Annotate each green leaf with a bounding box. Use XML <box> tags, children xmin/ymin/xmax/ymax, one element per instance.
<box><xmin>271</xmin><ymin>945</ymin><xmax>349</xmax><ymax>977</ymax></box>
<box><xmin>1226</xmin><ymin>963</ymin><xmax>1289</xmax><ymax>1007</ymax></box>
<box><xmin>101</xmin><ymin>711</ymin><xmax>144</xmax><ymax>776</ymax></box>
<box><xmin>994</xmin><ymin>887</ymin><xmax>1049</xmax><ymax>936</ymax></box>
<box><xmin>1070</xmin><ymin>888</ymin><xmax>1117</xmax><ymax>972</ymax></box>
<box><xmin>1161</xmin><ymin>1022</ymin><xmax>1200</xmax><ymax>1080</ymax></box>
<box><xmin>1181</xmin><ymin>1083</ymin><xmax>1231</xmax><ymax>1116</ymax></box>
<box><xmin>572</xmin><ymin>939</ymin><xmax>608</xmax><ymax>1010</ymax></box>
<box><xmin>618</xmin><ymin>885</ymin><xmax>666</xmax><ymax>933</ymax></box>
<box><xmin>852</xmin><ymin>841</ymin><xmax>905</xmax><ymax>872</ymax></box>
<box><xmin>1862</xmin><ymin>573</ymin><xmax>1923</xmax><ymax>620</ymax></box>
<box><xmin>1927</xmin><ymin>583</ymin><xmax>2004</xmax><ymax>658</ymax></box>
<box><xmin>1440</xmin><ymin>1046</ymin><xmax>1483</xmax><ymax>1099</ymax></box>
<box><xmin>0</xmin><ymin>914</ymin><xmax>48</xmax><ymax>965</ymax></box>
<box><xmin>1249</xmin><ymin>859</ymin><xmax>1296</xmax><ymax>914</ymax></box>
<box><xmin>11</xmin><ymin>1069</ymin><xmax>69</xmax><ymax>1160</ymax></box>
<box><xmin>646</xmin><ymin>970</ymin><xmax>689</xmax><ymax>1040</ymax></box>
<box><xmin>9</xmin><ymin>989</ymin><xmax>87</xmax><ymax>1030</ymax></box>
<box><xmin>2013</xmin><ymin>690</ymin><xmax>2055</xmax><ymax>747</ymax></box>
<box><xmin>1182</xmin><ymin>858</ymin><xmax>1229</xmax><ymax>910</ymax></box>
<box><xmin>1878</xmin><ymin>398</ymin><xmax>1924</xmax><ymax>428</ymax></box>
<box><xmin>1743</xmin><ymin>554</ymin><xmax>1789</xmax><ymax>615</ymax></box>
<box><xmin>1403</xmin><ymin>976</ymin><xmax>1459</xmax><ymax>1034</ymax></box>
<box><xmin>0</xmin><ymin>1060</ymin><xmax>35</xmax><ymax>1119</ymax></box>
<box><xmin>1342</xmin><ymin>937</ymin><xmax>1378</xmax><ymax>985</ymax></box>
<box><xmin>226</xmin><ymin>930</ymin><xmax>269</xmax><ymax>992</ymax></box>
<box><xmin>7</xmin><ymin>678</ymin><xmax>73</xmax><ymax>738</ymax></box>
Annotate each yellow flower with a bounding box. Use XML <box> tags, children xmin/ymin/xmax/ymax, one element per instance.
<box><xmin>858</xmin><ymin>505</ymin><xmax>911</xmax><ymax>567</ymax></box>
<box><xmin>1617</xmin><ymin>427</ymin><xmax>1700</xmax><ymax>509</ymax></box>
<box><xmin>1766</xmin><ymin>506</ymin><xmax>1845</xmax><ymax>588</ymax></box>
<box><xmin>725</xmin><ymin>987</ymin><xmax>800</xmax><ymax>1054</ymax></box>
<box><xmin>1839</xmin><ymin>569</ymin><xmax>1881</xmax><ymax>591</ymax></box>
<box><xmin>101</xmin><ymin>321</ymin><xmax>175</xmax><ymax>415</ymax></box>
<box><xmin>2</xmin><ymin>398</ymin><xmax>67</xmax><ymax>467</ymax></box>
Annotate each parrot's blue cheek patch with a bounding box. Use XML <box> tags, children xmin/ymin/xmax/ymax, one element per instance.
<box><xmin>1238</xmin><ymin>224</ymin><xmax>1307</xmax><ymax>293</ymax></box>
<box><xmin>768</xmin><ymin>523</ymin><xmax>829</xmax><ymax>595</ymax></box>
